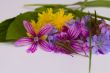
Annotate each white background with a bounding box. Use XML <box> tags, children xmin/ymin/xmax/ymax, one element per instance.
<box><xmin>0</xmin><ymin>0</ymin><xmax>110</xmax><ymax>73</ymax></box>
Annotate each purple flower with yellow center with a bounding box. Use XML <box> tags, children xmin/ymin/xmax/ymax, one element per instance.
<box><xmin>87</xmin><ymin>34</ymin><xmax>110</xmax><ymax>54</ymax></box>
<box><xmin>15</xmin><ymin>20</ymin><xmax>53</xmax><ymax>53</ymax></box>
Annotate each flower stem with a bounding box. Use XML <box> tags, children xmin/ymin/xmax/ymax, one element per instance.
<box><xmin>24</xmin><ymin>4</ymin><xmax>68</xmax><ymax>7</ymax></box>
<box><xmin>89</xmin><ymin>13</ymin><xmax>93</xmax><ymax>73</ymax></box>
<box><xmin>81</xmin><ymin>0</ymin><xmax>88</xmax><ymax>11</ymax></box>
<box><xmin>89</xmin><ymin>32</ymin><xmax>92</xmax><ymax>73</ymax></box>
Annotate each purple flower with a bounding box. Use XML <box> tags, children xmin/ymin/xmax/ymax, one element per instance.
<box><xmin>47</xmin><ymin>28</ymin><xmax>69</xmax><ymax>54</ymax></box>
<box><xmin>71</xmin><ymin>40</ymin><xmax>88</xmax><ymax>53</ymax></box>
<box><xmin>67</xmin><ymin>16</ymin><xmax>89</xmax><ymax>39</ymax></box>
<box><xmin>48</xmin><ymin>29</ymin><xmax>88</xmax><ymax>54</ymax></box>
<box><xmin>99</xmin><ymin>20</ymin><xmax>108</xmax><ymax>33</ymax></box>
<box><xmin>46</xmin><ymin>16</ymin><xmax>90</xmax><ymax>55</ymax></box>
<box><xmin>99</xmin><ymin>20</ymin><xmax>110</xmax><ymax>40</ymax></box>
<box><xmin>15</xmin><ymin>20</ymin><xmax>53</xmax><ymax>53</ymax></box>
<box><xmin>87</xmin><ymin>34</ymin><xmax>110</xmax><ymax>54</ymax></box>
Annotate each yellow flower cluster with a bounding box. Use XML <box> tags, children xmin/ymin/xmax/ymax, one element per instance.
<box><xmin>30</xmin><ymin>8</ymin><xmax>74</xmax><ymax>34</ymax></box>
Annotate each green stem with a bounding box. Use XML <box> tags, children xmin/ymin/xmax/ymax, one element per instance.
<box><xmin>89</xmin><ymin>32</ymin><xmax>92</xmax><ymax>73</ymax></box>
<box><xmin>24</xmin><ymin>4</ymin><xmax>68</xmax><ymax>6</ymax></box>
<box><xmin>81</xmin><ymin>0</ymin><xmax>88</xmax><ymax>11</ymax></box>
<box><xmin>88</xmin><ymin>13</ymin><xmax>94</xmax><ymax>73</ymax></box>
<box><xmin>82</xmin><ymin>11</ymin><xmax>110</xmax><ymax>21</ymax></box>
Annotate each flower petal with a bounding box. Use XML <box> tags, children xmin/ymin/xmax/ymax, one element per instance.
<box><xmin>52</xmin><ymin>45</ymin><xmax>71</xmax><ymax>54</ymax></box>
<box><xmin>39</xmin><ymin>40</ymin><xmax>52</xmax><ymax>52</ymax></box>
<box><xmin>67</xmin><ymin>25</ymin><xmax>79</xmax><ymax>39</ymax></box>
<box><xmin>71</xmin><ymin>40</ymin><xmax>85</xmax><ymax>52</ymax></box>
<box><xmin>15</xmin><ymin>37</ymin><xmax>33</xmax><ymax>46</ymax></box>
<box><xmin>81</xmin><ymin>27</ymin><xmax>89</xmax><ymax>37</ymax></box>
<box><xmin>98</xmin><ymin>49</ymin><xmax>104</xmax><ymax>54</ymax></box>
<box><xmin>81</xmin><ymin>16</ymin><xmax>90</xmax><ymax>25</ymax></box>
<box><xmin>57</xmin><ymin>32</ymin><xmax>68</xmax><ymax>40</ymax></box>
<box><xmin>38</xmin><ymin>23</ymin><xmax>53</xmax><ymax>37</ymax></box>
<box><xmin>101</xmin><ymin>27</ymin><xmax>107</xmax><ymax>34</ymax></box>
<box><xmin>27</xmin><ymin>42</ymin><xmax>37</xmax><ymax>53</ymax></box>
<box><xmin>99</xmin><ymin>20</ymin><xmax>106</xmax><ymax>29</ymax></box>
<box><xmin>93</xmin><ymin>35</ymin><xmax>98</xmax><ymax>42</ymax></box>
<box><xmin>23</xmin><ymin>20</ymin><xmax>36</xmax><ymax>36</ymax></box>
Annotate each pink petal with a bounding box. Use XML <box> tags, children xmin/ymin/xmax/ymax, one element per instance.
<box><xmin>38</xmin><ymin>23</ymin><xmax>53</xmax><ymax>37</ymax></box>
<box><xmin>57</xmin><ymin>32</ymin><xmax>68</xmax><ymax>40</ymax></box>
<box><xmin>71</xmin><ymin>40</ymin><xmax>83</xmax><ymax>52</ymax></box>
<box><xmin>53</xmin><ymin>45</ymin><xmax>70</xmax><ymax>54</ymax></box>
<box><xmin>27</xmin><ymin>42</ymin><xmax>37</xmax><ymax>53</ymax></box>
<box><xmin>39</xmin><ymin>40</ymin><xmax>52</xmax><ymax>52</ymax></box>
<box><xmin>15</xmin><ymin>37</ymin><xmax>33</xmax><ymax>46</ymax></box>
<box><xmin>74</xmin><ymin>29</ymin><xmax>81</xmax><ymax>38</ymax></box>
<box><xmin>81</xmin><ymin>27</ymin><xmax>89</xmax><ymax>37</ymax></box>
<box><xmin>67</xmin><ymin>26</ymin><xmax>77</xmax><ymax>38</ymax></box>
<box><xmin>23</xmin><ymin>20</ymin><xmax>36</xmax><ymax>36</ymax></box>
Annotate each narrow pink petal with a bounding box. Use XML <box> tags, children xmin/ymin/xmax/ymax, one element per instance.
<box><xmin>81</xmin><ymin>27</ymin><xmax>89</xmax><ymax>37</ymax></box>
<box><xmin>15</xmin><ymin>37</ymin><xmax>33</xmax><ymax>46</ymax></box>
<box><xmin>67</xmin><ymin>26</ymin><xmax>76</xmax><ymax>38</ymax></box>
<box><xmin>53</xmin><ymin>45</ymin><xmax>71</xmax><ymax>54</ymax></box>
<box><xmin>38</xmin><ymin>23</ymin><xmax>53</xmax><ymax>37</ymax></box>
<box><xmin>39</xmin><ymin>40</ymin><xmax>52</xmax><ymax>52</ymax></box>
<box><xmin>74</xmin><ymin>29</ymin><xmax>81</xmax><ymax>38</ymax></box>
<box><xmin>57</xmin><ymin>32</ymin><xmax>68</xmax><ymax>40</ymax></box>
<box><xmin>23</xmin><ymin>20</ymin><xmax>36</xmax><ymax>36</ymax></box>
<box><xmin>27</xmin><ymin>42</ymin><xmax>37</xmax><ymax>53</ymax></box>
<box><xmin>71</xmin><ymin>40</ymin><xmax>83</xmax><ymax>52</ymax></box>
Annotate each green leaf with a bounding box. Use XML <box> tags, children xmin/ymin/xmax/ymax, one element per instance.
<box><xmin>74</xmin><ymin>1</ymin><xmax>110</xmax><ymax>8</ymax></box>
<box><xmin>6</xmin><ymin>12</ymin><xmax>38</xmax><ymax>41</ymax></box>
<box><xmin>0</xmin><ymin>18</ymin><xmax>15</xmax><ymax>42</ymax></box>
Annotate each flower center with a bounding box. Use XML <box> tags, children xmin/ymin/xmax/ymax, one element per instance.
<box><xmin>34</xmin><ymin>37</ymin><xmax>39</xmax><ymax>42</ymax></box>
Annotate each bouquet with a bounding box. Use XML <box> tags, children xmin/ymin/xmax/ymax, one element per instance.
<box><xmin>1</xmin><ymin>0</ymin><xmax>110</xmax><ymax>73</ymax></box>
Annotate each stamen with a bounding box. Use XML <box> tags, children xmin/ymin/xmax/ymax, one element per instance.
<box><xmin>34</xmin><ymin>37</ymin><xmax>39</xmax><ymax>42</ymax></box>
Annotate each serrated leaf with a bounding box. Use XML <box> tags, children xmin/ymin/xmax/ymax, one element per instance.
<box><xmin>6</xmin><ymin>12</ymin><xmax>38</xmax><ymax>41</ymax></box>
<box><xmin>0</xmin><ymin>18</ymin><xmax>15</xmax><ymax>42</ymax></box>
<box><xmin>74</xmin><ymin>1</ymin><xmax>110</xmax><ymax>8</ymax></box>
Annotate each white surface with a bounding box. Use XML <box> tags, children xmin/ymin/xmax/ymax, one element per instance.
<box><xmin>0</xmin><ymin>0</ymin><xmax>110</xmax><ymax>73</ymax></box>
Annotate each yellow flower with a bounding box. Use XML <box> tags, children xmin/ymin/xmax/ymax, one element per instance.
<box><xmin>37</xmin><ymin>8</ymin><xmax>54</xmax><ymax>26</ymax></box>
<box><xmin>52</xmin><ymin>8</ymin><xmax>73</xmax><ymax>30</ymax></box>
<box><xmin>32</xmin><ymin>8</ymin><xmax>74</xmax><ymax>32</ymax></box>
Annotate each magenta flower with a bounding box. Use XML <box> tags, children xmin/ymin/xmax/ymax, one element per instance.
<box><xmin>15</xmin><ymin>20</ymin><xmax>53</xmax><ymax>53</ymax></box>
<box><xmin>48</xmin><ymin>28</ymin><xmax>88</xmax><ymax>54</ymax></box>
<box><xmin>47</xmin><ymin>29</ymin><xmax>71</xmax><ymax>54</ymax></box>
<box><xmin>71</xmin><ymin>40</ymin><xmax>89</xmax><ymax>53</ymax></box>
<box><xmin>67</xmin><ymin>16</ymin><xmax>89</xmax><ymax>39</ymax></box>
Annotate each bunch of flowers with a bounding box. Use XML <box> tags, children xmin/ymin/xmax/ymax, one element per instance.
<box><xmin>1</xmin><ymin>0</ymin><xmax>110</xmax><ymax>72</ymax></box>
<box><xmin>15</xmin><ymin>8</ymin><xmax>110</xmax><ymax>56</ymax></box>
